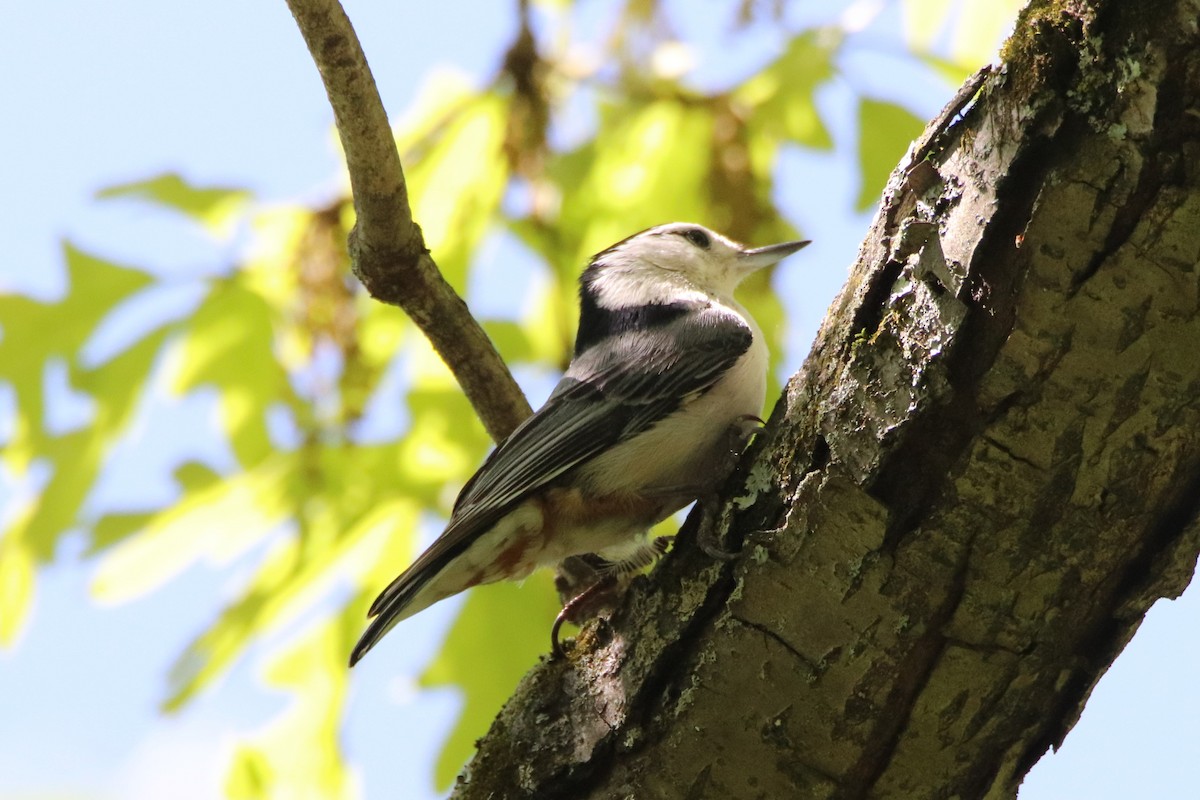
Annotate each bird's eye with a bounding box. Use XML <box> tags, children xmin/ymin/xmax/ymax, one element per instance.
<box><xmin>678</xmin><ymin>228</ymin><xmax>711</xmax><ymax>249</ymax></box>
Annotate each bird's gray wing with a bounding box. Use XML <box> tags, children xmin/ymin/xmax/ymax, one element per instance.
<box><xmin>353</xmin><ymin>307</ymin><xmax>751</xmax><ymax>662</ymax></box>
<box><xmin>452</xmin><ymin>304</ymin><xmax>753</xmax><ymax>518</ymax></box>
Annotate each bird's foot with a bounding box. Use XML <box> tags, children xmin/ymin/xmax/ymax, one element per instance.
<box><xmin>697</xmin><ymin>510</ymin><xmax>739</xmax><ymax>561</ymax></box>
<box><xmin>726</xmin><ymin>413</ymin><xmax>766</xmax><ymax>456</ymax></box>
<box><xmin>550</xmin><ymin>537</ymin><xmax>673</xmax><ymax>657</ymax></box>
<box><xmin>551</xmin><ymin>574</ymin><xmax>618</xmax><ymax>658</ymax></box>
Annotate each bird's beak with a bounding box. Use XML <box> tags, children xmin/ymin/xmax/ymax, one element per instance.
<box><xmin>738</xmin><ymin>239</ymin><xmax>811</xmax><ymax>271</ymax></box>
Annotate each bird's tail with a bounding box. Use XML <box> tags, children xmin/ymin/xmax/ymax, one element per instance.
<box><xmin>348</xmin><ymin>611</ymin><xmax>398</xmax><ymax>667</ymax></box>
<box><xmin>349</xmin><ymin>569</ymin><xmax>446</xmax><ymax>667</ymax></box>
<box><xmin>349</xmin><ymin>508</ymin><xmax>507</xmax><ymax>666</ymax></box>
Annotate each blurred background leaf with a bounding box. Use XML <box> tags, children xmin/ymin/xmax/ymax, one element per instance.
<box><xmin>97</xmin><ymin>173</ymin><xmax>252</xmax><ymax>236</ymax></box>
<box><xmin>855</xmin><ymin>97</ymin><xmax>927</xmax><ymax>211</ymax></box>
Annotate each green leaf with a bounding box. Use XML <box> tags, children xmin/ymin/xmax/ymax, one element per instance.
<box><xmin>357</xmin><ymin>297</ymin><xmax>410</xmax><ymax>370</ymax></box>
<box><xmin>89</xmin><ymin>510</ymin><xmax>158</xmax><ymax>554</ymax></box>
<box><xmin>549</xmin><ymin>99</ymin><xmax>716</xmax><ymax>290</ymax></box>
<box><xmin>97</xmin><ymin>172</ymin><xmax>251</xmax><ymax>235</ymax></box>
<box><xmin>900</xmin><ymin>0</ymin><xmax>1023</xmax><ymax>71</ymax></box>
<box><xmin>420</xmin><ymin>574</ymin><xmax>560</xmax><ymax>790</ymax></box>
<box><xmin>404</xmin><ymin>93</ymin><xmax>511</xmax><ymax>293</ymax></box>
<box><xmin>91</xmin><ymin>455</ymin><xmax>296</xmax><ymax>605</ymax></box>
<box><xmin>591</xmin><ymin>101</ymin><xmax>714</xmax><ymax>229</ymax></box>
<box><xmin>394</xmin><ymin>70</ymin><xmax>479</xmax><ymax>156</ymax></box>
<box><xmin>481</xmin><ymin>319</ymin><xmax>535</xmax><ymax>364</ymax></box>
<box><xmin>0</xmin><ymin>244</ymin><xmax>155</xmax><ymax>470</ymax></box>
<box><xmin>0</xmin><ymin>244</ymin><xmax>171</xmax><ymax>644</ymax></box>
<box><xmin>174</xmin><ymin>459</ymin><xmax>224</xmax><ymax>491</ymax></box>
<box><xmin>856</xmin><ymin>97</ymin><xmax>926</xmax><ymax>211</ymax></box>
<box><xmin>170</xmin><ymin>275</ymin><xmax>289</xmax><ymax>466</ymax></box>
<box><xmin>44</xmin><ymin>323</ymin><xmax>170</xmax><ymax>553</ymax></box>
<box><xmin>162</xmin><ymin>492</ymin><xmax>420</xmax><ymax>710</ymax></box>
<box><xmin>224</xmin><ymin>609</ymin><xmax>356</xmax><ymax>800</ymax></box>
<box><xmin>736</xmin><ymin>31</ymin><xmax>838</xmax><ymax>150</ymax></box>
<box><xmin>915</xmin><ymin>51</ymin><xmax>978</xmax><ymax>86</ymax></box>
<box><xmin>402</xmin><ymin>337</ymin><xmax>495</xmax><ymax>492</ymax></box>
<box><xmin>225</xmin><ymin>747</ymin><xmax>273</xmax><ymax>800</ymax></box>
<box><xmin>0</xmin><ymin>533</ymin><xmax>36</xmax><ymax>647</ymax></box>
<box><xmin>898</xmin><ymin>0</ymin><xmax>957</xmax><ymax>54</ymax></box>
<box><xmin>7</xmin><ymin>325</ymin><xmax>169</xmax><ymax>567</ymax></box>
<box><xmin>947</xmin><ymin>1</ymin><xmax>1022</xmax><ymax>67</ymax></box>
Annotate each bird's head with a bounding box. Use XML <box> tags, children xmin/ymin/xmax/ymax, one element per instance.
<box><xmin>582</xmin><ymin>222</ymin><xmax>809</xmax><ymax>309</ymax></box>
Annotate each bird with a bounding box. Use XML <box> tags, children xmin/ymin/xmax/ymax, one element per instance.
<box><xmin>349</xmin><ymin>222</ymin><xmax>809</xmax><ymax>666</ymax></box>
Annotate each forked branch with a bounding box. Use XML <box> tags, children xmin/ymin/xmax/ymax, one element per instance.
<box><xmin>285</xmin><ymin>0</ymin><xmax>531</xmax><ymax>441</ymax></box>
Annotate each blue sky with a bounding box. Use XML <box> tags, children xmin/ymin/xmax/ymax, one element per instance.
<box><xmin>1</xmin><ymin>1</ymin><xmax>1197</xmax><ymax>798</ymax></box>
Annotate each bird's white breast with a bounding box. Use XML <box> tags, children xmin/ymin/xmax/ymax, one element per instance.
<box><xmin>581</xmin><ymin>297</ymin><xmax>768</xmax><ymax>503</ymax></box>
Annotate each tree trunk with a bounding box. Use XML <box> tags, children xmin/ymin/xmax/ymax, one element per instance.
<box><xmin>453</xmin><ymin>1</ymin><xmax>1200</xmax><ymax>797</ymax></box>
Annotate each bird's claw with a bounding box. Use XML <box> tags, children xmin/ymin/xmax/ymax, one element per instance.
<box><xmin>698</xmin><ymin>533</ymin><xmax>739</xmax><ymax>561</ymax></box>
<box><xmin>726</xmin><ymin>414</ymin><xmax>766</xmax><ymax>455</ymax></box>
<box><xmin>549</xmin><ymin>537</ymin><xmax>674</xmax><ymax>657</ymax></box>
<box><xmin>551</xmin><ymin>573</ymin><xmax>619</xmax><ymax>658</ymax></box>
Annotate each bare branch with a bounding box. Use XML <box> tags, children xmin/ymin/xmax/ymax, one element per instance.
<box><xmin>285</xmin><ymin>0</ymin><xmax>532</xmax><ymax>441</ymax></box>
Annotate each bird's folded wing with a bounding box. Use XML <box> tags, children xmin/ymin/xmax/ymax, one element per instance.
<box><xmin>365</xmin><ymin>307</ymin><xmax>751</xmax><ymax>620</ymax></box>
<box><xmin>454</xmin><ymin>306</ymin><xmax>752</xmax><ymax>516</ymax></box>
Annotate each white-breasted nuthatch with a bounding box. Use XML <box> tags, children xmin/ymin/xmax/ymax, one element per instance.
<box><xmin>350</xmin><ymin>223</ymin><xmax>808</xmax><ymax>665</ymax></box>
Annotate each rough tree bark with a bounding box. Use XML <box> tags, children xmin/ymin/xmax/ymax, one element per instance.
<box><xmin>454</xmin><ymin>1</ymin><xmax>1200</xmax><ymax>797</ymax></box>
